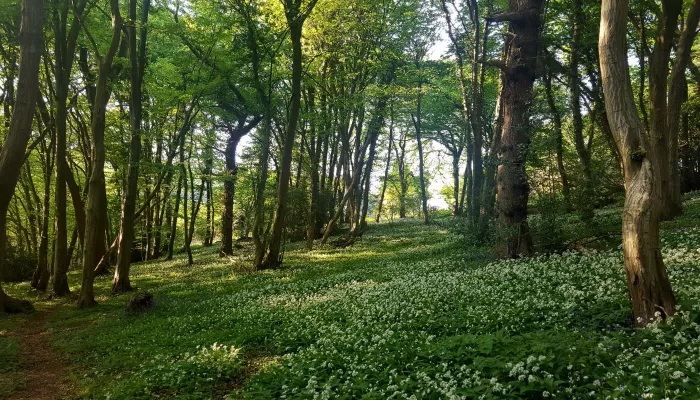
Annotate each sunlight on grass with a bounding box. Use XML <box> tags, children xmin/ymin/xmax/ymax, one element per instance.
<box><xmin>4</xmin><ymin>202</ymin><xmax>700</xmax><ymax>399</ymax></box>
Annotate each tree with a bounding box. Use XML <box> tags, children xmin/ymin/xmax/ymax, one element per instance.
<box><xmin>113</xmin><ymin>0</ymin><xmax>151</xmax><ymax>293</ymax></box>
<box><xmin>262</xmin><ymin>0</ymin><xmax>319</xmax><ymax>268</ymax></box>
<box><xmin>78</xmin><ymin>0</ymin><xmax>123</xmax><ymax>307</ymax></box>
<box><xmin>491</xmin><ymin>0</ymin><xmax>544</xmax><ymax>258</ymax></box>
<box><xmin>0</xmin><ymin>0</ymin><xmax>43</xmax><ymax>313</ymax></box>
<box><xmin>597</xmin><ymin>0</ymin><xmax>700</xmax><ymax>326</ymax></box>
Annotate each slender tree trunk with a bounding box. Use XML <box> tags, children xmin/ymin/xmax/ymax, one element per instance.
<box><xmin>599</xmin><ymin>0</ymin><xmax>677</xmax><ymax>326</ymax></box>
<box><xmin>113</xmin><ymin>0</ymin><xmax>150</xmax><ymax>293</ymax></box>
<box><xmin>79</xmin><ymin>1</ymin><xmax>121</xmax><ymax>307</ymax></box>
<box><xmin>543</xmin><ymin>68</ymin><xmax>571</xmax><ymax>208</ymax></box>
<box><xmin>263</xmin><ymin>8</ymin><xmax>309</xmax><ymax>267</ymax></box>
<box><xmin>359</xmin><ymin>96</ymin><xmax>389</xmax><ymax>232</ymax></box>
<box><xmin>0</xmin><ymin>0</ymin><xmax>43</xmax><ymax>312</ymax></box>
<box><xmin>666</xmin><ymin>0</ymin><xmax>700</xmax><ymax>216</ymax></box>
<box><xmin>182</xmin><ymin>159</ymin><xmax>192</xmax><ymax>265</ymax></box>
<box><xmin>375</xmin><ymin>108</ymin><xmax>393</xmax><ymax>223</ymax></box>
<box><xmin>221</xmin><ymin>125</ymin><xmax>241</xmax><ymax>256</ymax></box>
<box><xmin>397</xmin><ymin>136</ymin><xmax>407</xmax><ymax>219</ymax></box>
<box><xmin>569</xmin><ymin>0</ymin><xmax>592</xmax><ymax>218</ymax></box>
<box><xmin>167</xmin><ymin>136</ymin><xmax>185</xmax><ymax>261</ymax></box>
<box><xmin>412</xmin><ymin>87</ymin><xmax>429</xmax><ymax>225</ymax></box>
<box><xmin>480</xmin><ymin>81</ymin><xmax>504</xmax><ymax>231</ymax></box>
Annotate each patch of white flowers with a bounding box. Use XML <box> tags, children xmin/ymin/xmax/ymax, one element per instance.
<box><xmin>85</xmin><ymin>220</ymin><xmax>700</xmax><ymax>399</ymax></box>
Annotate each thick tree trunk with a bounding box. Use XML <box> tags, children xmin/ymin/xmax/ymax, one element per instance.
<box><xmin>493</xmin><ymin>0</ymin><xmax>543</xmax><ymax>258</ymax></box>
<box><xmin>0</xmin><ymin>0</ymin><xmax>43</xmax><ymax>313</ymax></box>
<box><xmin>599</xmin><ymin>0</ymin><xmax>676</xmax><ymax>326</ymax></box>
<box><xmin>648</xmin><ymin>0</ymin><xmax>681</xmax><ymax>222</ymax></box>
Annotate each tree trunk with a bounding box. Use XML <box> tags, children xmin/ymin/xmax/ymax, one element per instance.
<box><xmin>480</xmin><ymin>80</ymin><xmax>504</xmax><ymax>231</ymax></box>
<box><xmin>569</xmin><ymin>0</ymin><xmax>591</xmax><ymax>188</ymax></box>
<box><xmin>263</xmin><ymin>10</ymin><xmax>307</xmax><ymax>267</ymax></box>
<box><xmin>543</xmin><ymin>68</ymin><xmax>571</xmax><ymax>208</ymax></box>
<box><xmin>412</xmin><ymin>87</ymin><xmax>429</xmax><ymax>225</ymax></box>
<box><xmin>167</xmin><ymin>137</ymin><xmax>185</xmax><ymax>261</ymax></box>
<box><xmin>375</xmin><ymin>108</ymin><xmax>393</xmax><ymax>223</ymax></box>
<box><xmin>79</xmin><ymin>0</ymin><xmax>121</xmax><ymax>307</ymax></box>
<box><xmin>599</xmin><ymin>0</ymin><xmax>676</xmax><ymax>326</ymax></box>
<box><xmin>666</xmin><ymin>0</ymin><xmax>700</xmax><ymax>216</ymax></box>
<box><xmin>221</xmin><ymin>124</ymin><xmax>242</xmax><ymax>256</ymax></box>
<box><xmin>31</xmin><ymin>135</ymin><xmax>53</xmax><ymax>291</ymax></box>
<box><xmin>0</xmin><ymin>0</ymin><xmax>43</xmax><ymax>313</ymax></box>
<box><xmin>493</xmin><ymin>0</ymin><xmax>543</xmax><ymax>258</ymax></box>
<box><xmin>113</xmin><ymin>0</ymin><xmax>150</xmax><ymax>293</ymax></box>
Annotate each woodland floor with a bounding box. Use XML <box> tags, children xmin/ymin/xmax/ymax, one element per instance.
<box><xmin>2</xmin><ymin>196</ymin><xmax>700</xmax><ymax>399</ymax></box>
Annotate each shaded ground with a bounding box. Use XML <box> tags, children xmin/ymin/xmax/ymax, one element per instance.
<box><xmin>2</xmin><ymin>307</ymin><xmax>75</xmax><ymax>400</ymax></box>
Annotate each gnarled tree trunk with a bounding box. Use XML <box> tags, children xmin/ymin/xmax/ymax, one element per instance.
<box><xmin>599</xmin><ymin>0</ymin><xmax>676</xmax><ymax>326</ymax></box>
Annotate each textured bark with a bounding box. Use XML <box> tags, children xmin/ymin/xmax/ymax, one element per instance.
<box><xmin>0</xmin><ymin>0</ymin><xmax>43</xmax><ymax>313</ymax></box>
<box><xmin>113</xmin><ymin>0</ymin><xmax>150</xmax><ymax>293</ymax></box>
<box><xmin>599</xmin><ymin>0</ymin><xmax>676</xmax><ymax>326</ymax></box>
<box><xmin>494</xmin><ymin>0</ymin><xmax>543</xmax><ymax>258</ymax></box>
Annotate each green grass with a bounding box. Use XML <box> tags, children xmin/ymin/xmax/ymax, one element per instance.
<box><xmin>3</xmin><ymin>200</ymin><xmax>700</xmax><ymax>399</ymax></box>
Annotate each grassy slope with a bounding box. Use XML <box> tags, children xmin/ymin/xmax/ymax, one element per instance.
<box><xmin>2</xmin><ymin>198</ymin><xmax>700</xmax><ymax>399</ymax></box>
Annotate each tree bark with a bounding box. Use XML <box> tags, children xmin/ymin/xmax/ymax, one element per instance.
<box><xmin>263</xmin><ymin>0</ymin><xmax>317</xmax><ymax>267</ymax></box>
<box><xmin>79</xmin><ymin>4</ymin><xmax>122</xmax><ymax>306</ymax></box>
<box><xmin>0</xmin><ymin>0</ymin><xmax>43</xmax><ymax>313</ymax></box>
<box><xmin>599</xmin><ymin>0</ymin><xmax>676</xmax><ymax>326</ymax></box>
<box><xmin>113</xmin><ymin>0</ymin><xmax>150</xmax><ymax>293</ymax></box>
<box><xmin>493</xmin><ymin>0</ymin><xmax>543</xmax><ymax>258</ymax></box>
<box><xmin>666</xmin><ymin>0</ymin><xmax>700</xmax><ymax>216</ymax></box>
